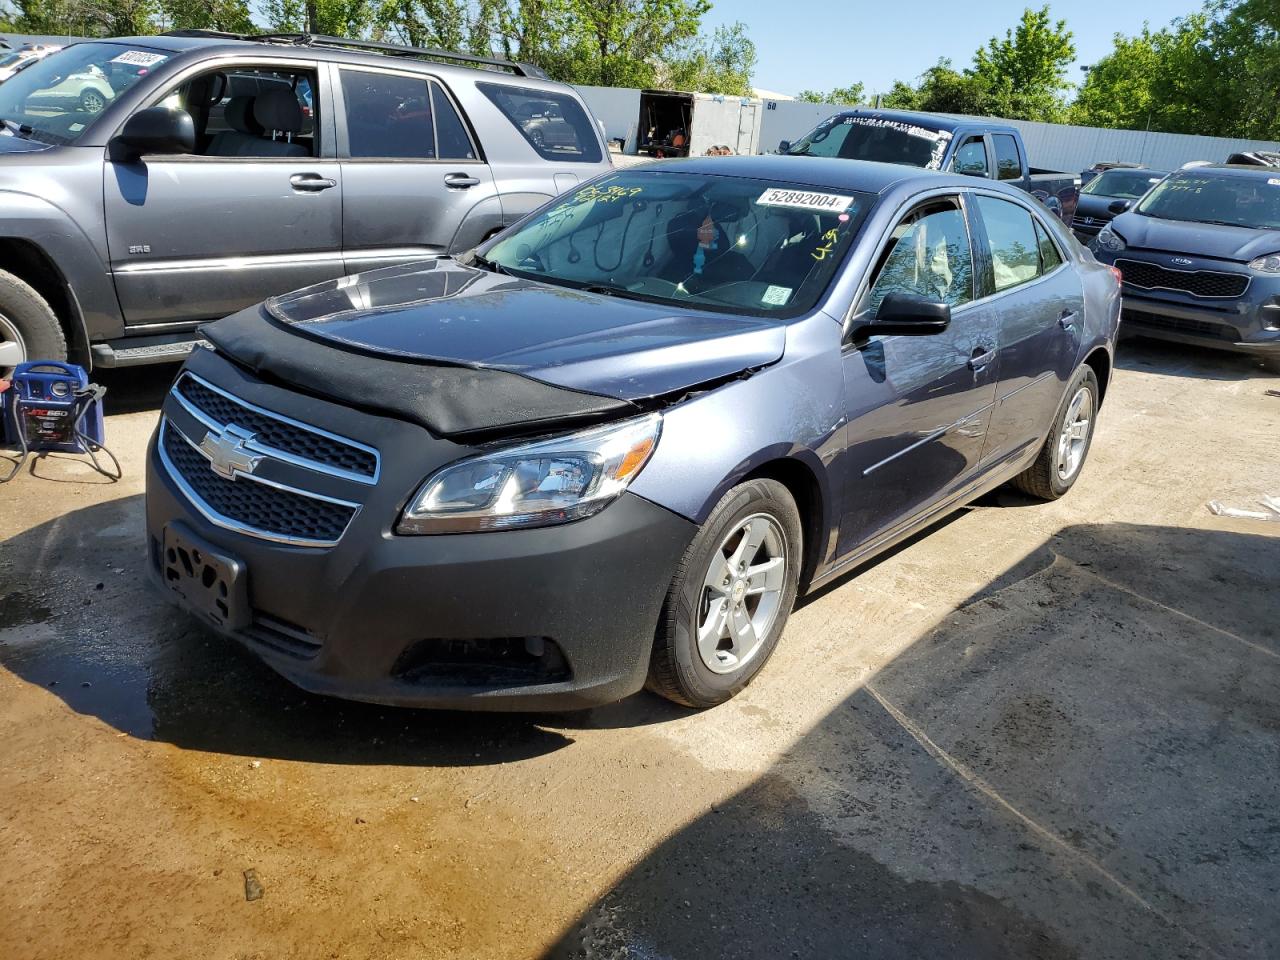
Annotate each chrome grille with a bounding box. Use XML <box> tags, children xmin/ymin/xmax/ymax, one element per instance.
<box><xmin>160</xmin><ymin>421</ymin><xmax>357</xmax><ymax>546</ymax></box>
<box><xmin>1116</xmin><ymin>259</ymin><xmax>1250</xmax><ymax>299</ymax></box>
<box><xmin>174</xmin><ymin>373</ymin><xmax>378</xmax><ymax>481</ymax></box>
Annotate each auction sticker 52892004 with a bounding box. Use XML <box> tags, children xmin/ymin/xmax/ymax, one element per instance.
<box><xmin>756</xmin><ymin>188</ymin><xmax>855</xmax><ymax>213</ymax></box>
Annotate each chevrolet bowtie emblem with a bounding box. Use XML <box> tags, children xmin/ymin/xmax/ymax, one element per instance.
<box><xmin>199</xmin><ymin>424</ymin><xmax>263</xmax><ymax>480</ymax></box>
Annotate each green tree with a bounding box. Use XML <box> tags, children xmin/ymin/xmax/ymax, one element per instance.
<box><xmin>795</xmin><ymin>82</ymin><xmax>864</xmax><ymax>105</ymax></box>
<box><xmin>159</xmin><ymin>0</ymin><xmax>253</xmax><ymax>32</ymax></box>
<box><xmin>969</xmin><ymin>4</ymin><xmax>1075</xmax><ymax>121</ymax></box>
<box><xmin>658</xmin><ymin>21</ymin><xmax>756</xmax><ymax>95</ymax></box>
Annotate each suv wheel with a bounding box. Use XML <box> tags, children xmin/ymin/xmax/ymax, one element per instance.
<box><xmin>79</xmin><ymin>89</ymin><xmax>105</xmax><ymax>113</ymax></box>
<box><xmin>0</xmin><ymin>269</ymin><xmax>67</xmax><ymax>378</ymax></box>
<box><xmin>1012</xmin><ymin>365</ymin><xmax>1100</xmax><ymax>500</ymax></box>
<box><xmin>647</xmin><ymin>478</ymin><xmax>802</xmax><ymax>708</ymax></box>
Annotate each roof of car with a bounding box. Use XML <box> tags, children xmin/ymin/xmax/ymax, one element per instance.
<box><xmin>632</xmin><ymin>154</ymin><xmax>979</xmax><ymax>195</ymax></box>
<box><xmin>1179</xmin><ymin>164</ymin><xmax>1280</xmax><ymax>179</ymax></box>
<box><xmin>106</xmin><ymin>34</ymin><xmax>559</xmax><ymax>87</ymax></box>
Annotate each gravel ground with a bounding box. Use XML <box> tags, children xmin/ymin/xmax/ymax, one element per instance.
<box><xmin>1</xmin><ymin>336</ymin><xmax>1277</xmax><ymax>960</ymax></box>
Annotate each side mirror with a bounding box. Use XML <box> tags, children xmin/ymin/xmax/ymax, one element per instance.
<box><xmin>1107</xmin><ymin>199</ymin><xmax>1132</xmax><ymax>215</ymax></box>
<box><xmin>861</xmin><ymin>292</ymin><xmax>951</xmax><ymax>337</ymax></box>
<box><xmin>110</xmin><ymin>106</ymin><xmax>195</xmax><ymax>162</ymax></box>
<box><xmin>777</xmin><ymin>139</ymin><xmax>791</xmax><ymax>154</ymax></box>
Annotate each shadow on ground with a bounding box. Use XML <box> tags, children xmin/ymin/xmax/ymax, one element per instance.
<box><xmin>546</xmin><ymin>522</ymin><xmax>1280</xmax><ymax>960</ymax></box>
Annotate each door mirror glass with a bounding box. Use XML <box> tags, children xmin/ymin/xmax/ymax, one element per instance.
<box><xmin>1107</xmin><ymin>199</ymin><xmax>1131</xmax><ymax>215</ymax></box>
<box><xmin>111</xmin><ymin>106</ymin><xmax>195</xmax><ymax>160</ymax></box>
<box><xmin>870</xmin><ymin>291</ymin><xmax>951</xmax><ymax>335</ymax></box>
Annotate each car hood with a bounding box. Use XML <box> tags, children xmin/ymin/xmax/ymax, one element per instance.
<box><xmin>0</xmin><ymin>131</ymin><xmax>54</xmax><ymax>155</ymax></box>
<box><xmin>1111</xmin><ymin>211</ymin><xmax>1280</xmax><ymax>262</ymax></box>
<box><xmin>265</xmin><ymin>259</ymin><xmax>788</xmax><ymax>402</ymax></box>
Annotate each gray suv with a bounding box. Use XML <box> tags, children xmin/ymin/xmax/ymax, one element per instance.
<box><xmin>0</xmin><ymin>31</ymin><xmax>611</xmax><ymax>375</ymax></box>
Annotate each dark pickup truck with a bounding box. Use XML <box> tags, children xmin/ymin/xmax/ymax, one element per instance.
<box><xmin>780</xmin><ymin>109</ymin><xmax>1079</xmax><ymax>224</ymax></box>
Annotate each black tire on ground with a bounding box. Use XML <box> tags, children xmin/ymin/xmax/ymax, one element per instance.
<box><xmin>646</xmin><ymin>478</ymin><xmax>803</xmax><ymax>709</ymax></box>
<box><xmin>0</xmin><ymin>268</ymin><xmax>66</xmax><ymax>377</ymax></box>
<box><xmin>1012</xmin><ymin>365</ymin><xmax>1100</xmax><ymax>501</ymax></box>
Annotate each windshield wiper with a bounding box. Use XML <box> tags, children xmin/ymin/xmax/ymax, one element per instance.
<box><xmin>469</xmin><ymin>252</ymin><xmax>511</xmax><ymax>276</ymax></box>
<box><xmin>0</xmin><ymin>117</ymin><xmax>33</xmax><ymax>138</ymax></box>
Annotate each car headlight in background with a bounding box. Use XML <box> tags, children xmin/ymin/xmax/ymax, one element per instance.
<box><xmin>1094</xmin><ymin>224</ymin><xmax>1127</xmax><ymax>253</ymax></box>
<box><xmin>398</xmin><ymin>413</ymin><xmax>662</xmax><ymax>534</ymax></box>
<box><xmin>1248</xmin><ymin>254</ymin><xmax>1280</xmax><ymax>274</ymax></box>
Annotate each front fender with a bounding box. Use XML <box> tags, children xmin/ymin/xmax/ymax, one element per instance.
<box><xmin>0</xmin><ymin>189</ymin><xmax>124</xmax><ymax>341</ymax></box>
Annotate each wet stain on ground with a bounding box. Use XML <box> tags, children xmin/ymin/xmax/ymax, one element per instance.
<box><xmin>547</xmin><ymin>774</ymin><xmax>1077</xmax><ymax>960</ymax></box>
<box><xmin>0</xmin><ymin>590</ymin><xmax>54</xmax><ymax>629</ymax></box>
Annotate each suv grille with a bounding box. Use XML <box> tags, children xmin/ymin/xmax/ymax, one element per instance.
<box><xmin>1116</xmin><ymin>259</ymin><xmax>1249</xmax><ymax>299</ymax></box>
<box><xmin>161</xmin><ymin>421</ymin><xmax>357</xmax><ymax>545</ymax></box>
<box><xmin>176</xmin><ymin>374</ymin><xmax>377</xmax><ymax>479</ymax></box>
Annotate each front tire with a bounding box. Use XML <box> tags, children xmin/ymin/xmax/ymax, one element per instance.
<box><xmin>1012</xmin><ymin>365</ymin><xmax>1100</xmax><ymax>500</ymax></box>
<box><xmin>0</xmin><ymin>269</ymin><xmax>66</xmax><ymax>378</ymax></box>
<box><xmin>79</xmin><ymin>89</ymin><xmax>106</xmax><ymax>113</ymax></box>
<box><xmin>647</xmin><ymin>478</ymin><xmax>802</xmax><ymax>708</ymax></box>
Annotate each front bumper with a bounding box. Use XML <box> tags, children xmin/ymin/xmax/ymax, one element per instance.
<box><xmin>1095</xmin><ymin>250</ymin><xmax>1280</xmax><ymax>358</ymax></box>
<box><xmin>145</xmin><ymin>349</ymin><xmax>697</xmax><ymax>711</ymax></box>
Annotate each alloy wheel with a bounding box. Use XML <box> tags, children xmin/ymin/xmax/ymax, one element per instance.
<box><xmin>696</xmin><ymin>513</ymin><xmax>788</xmax><ymax>674</ymax></box>
<box><xmin>1056</xmin><ymin>386</ymin><xmax>1093</xmax><ymax>482</ymax></box>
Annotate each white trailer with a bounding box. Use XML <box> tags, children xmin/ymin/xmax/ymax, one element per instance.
<box><xmin>635</xmin><ymin>90</ymin><xmax>763</xmax><ymax>158</ymax></box>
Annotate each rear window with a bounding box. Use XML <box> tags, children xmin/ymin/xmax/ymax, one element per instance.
<box><xmin>993</xmin><ymin>134</ymin><xmax>1021</xmax><ymax>181</ymax></box>
<box><xmin>476</xmin><ymin>82</ymin><xmax>601</xmax><ymax>163</ymax></box>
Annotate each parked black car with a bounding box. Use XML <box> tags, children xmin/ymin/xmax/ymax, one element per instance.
<box><xmin>1071</xmin><ymin>167</ymin><xmax>1168</xmax><ymax>241</ymax></box>
<box><xmin>1092</xmin><ymin>164</ymin><xmax>1280</xmax><ymax>370</ymax></box>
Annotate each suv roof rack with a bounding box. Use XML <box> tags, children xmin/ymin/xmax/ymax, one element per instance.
<box><xmin>162</xmin><ymin>30</ymin><xmax>549</xmax><ymax>80</ymax></box>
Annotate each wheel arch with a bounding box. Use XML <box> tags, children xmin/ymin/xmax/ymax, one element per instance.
<box><xmin>740</xmin><ymin>454</ymin><xmax>828</xmax><ymax>593</ymax></box>
<box><xmin>1083</xmin><ymin>345</ymin><xmax>1112</xmax><ymax>406</ymax></box>
<box><xmin>0</xmin><ymin>238</ymin><xmax>90</xmax><ymax>367</ymax></box>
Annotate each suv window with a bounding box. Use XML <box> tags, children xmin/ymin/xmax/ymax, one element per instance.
<box><xmin>341</xmin><ymin>69</ymin><xmax>436</xmax><ymax>159</ymax></box>
<box><xmin>951</xmin><ymin>137</ymin><xmax>988</xmax><ymax>177</ymax></box>
<box><xmin>866</xmin><ymin>198</ymin><xmax>975</xmax><ymax>314</ymax></box>
<box><xmin>158</xmin><ymin>65</ymin><xmax>318</xmax><ymax>157</ymax></box>
<box><xmin>993</xmin><ymin>134</ymin><xmax>1021</xmax><ymax>181</ymax></box>
<box><xmin>977</xmin><ymin>195</ymin><xmax>1042</xmax><ymax>292</ymax></box>
<box><xmin>431</xmin><ymin>82</ymin><xmax>477</xmax><ymax>160</ymax></box>
<box><xmin>476</xmin><ymin>82</ymin><xmax>601</xmax><ymax>163</ymax></box>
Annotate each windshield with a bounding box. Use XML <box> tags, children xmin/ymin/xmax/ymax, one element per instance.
<box><xmin>1082</xmin><ymin>170</ymin><xmax>1165</xmax><ymax>200</ymax></box>
<box><xmin>0</xmin><ymin>41</ymin><xmax>168</xmax><ymax>144</ymax></box>
<box><xmin>0</xmin><ymin>52</ymin><xmax>27</xmax><ymax>68</ymax></box>
<box><xmin>786</xmin><ymin>114</ymin><xmax>952</xmax><ymax>169</ymax></box>
<box><xmin>1135</xmin><ymin>172</ymin><xmax>1280</xmax><ymax>230</ymax></box>
<box><xmin>482</xmin><ymin>171</ymin><xmax>873</xmax><ymax>318</ymax></box>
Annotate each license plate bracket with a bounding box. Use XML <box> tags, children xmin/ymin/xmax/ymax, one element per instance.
<box><xmin>161</xmin><ymin>522</ymin><xmax>250</xmax><ymax>631</ymax></box>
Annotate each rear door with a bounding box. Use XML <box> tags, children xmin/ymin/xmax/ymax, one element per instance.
<box><xmin>335</xmin><ymin>65</ymin><xmax>499</xmax><ymax>272</ymax></box>
<box><xmin>972</xmin><ymin>193</ymin><xmax>1084</xmax><ymax>466</ymax></box>
<box><xmin>104</xmin><ymin>59</ymin><xmax>343</xmax><ymax>327</ymax></box>
<box><xmin>839</xmin><ymin>193</ymin><xmax>1000</xmax><ymax>555</ymax></box>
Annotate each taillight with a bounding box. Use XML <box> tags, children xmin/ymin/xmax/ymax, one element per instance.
<box><xmin>1108</xmin><ymin>266</ymin><xmax>1123</xmax><ymax>285</ymax></box>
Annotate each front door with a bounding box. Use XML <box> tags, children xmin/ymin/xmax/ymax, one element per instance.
<box><xmin>104</xmin><ymin>62</ymin><xmax>344</xmax><ymax>326</ymax></box>
<box><xmin>970</xmin><ymin>194</ymin><xmax>1084</xmax><ymax>465</ymax></box>
<box><xmin>839</xmin><ymin>194</ymin><xmax>1000</xmax><ymax>555</ymax></box>
<box><xmin>335</xmin><ymin>67</ymin><xmax>499</xmax><ymax>272</ymax></box>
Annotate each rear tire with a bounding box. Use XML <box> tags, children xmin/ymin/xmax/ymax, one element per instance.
<box><xmin>1012</xmin><ymin>365</ymin><xmax>1099</xmax><ymax>501</ymax></box>
<box><xmin>646</xmin><ymin>478</ymin><xmax>802</xmax><ymax>708</ymax></box>
<box><xmin>0</xmin><ymin>269</ymin><xmax>66</xmax><ymax>378</ymax></box>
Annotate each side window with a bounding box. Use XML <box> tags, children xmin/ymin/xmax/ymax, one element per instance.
<box><xmin>977</xmin><ymin>196</ymin><xmax>1042</xmax><ymax>292</ymax></box>
<box><xmin>341</xmin><ymin>69</ymin><xmax>434</xmax><ymax>159</ymax></box>
<box><xmin>993</xmin><ymin>134</ymin><xmax>1021</xmax><ymax>181</ymax></box>
<box><xmin>160</xmin><ymin>66</ymin><xmax>319</xmax><ymax>157</ymax></box>
<box><xmin>866</xmin><ymin>198</ymin><xmax>975</xmax><ymax>315</ymax></box>
<box><xmin>951</xmin><ymin>138</ymin><xmax>988</xmax><ymax>177</ymax></box>
<box><xmin>1034</xmin><ymin>218</ymin><xmax>1063</xmax><ymax>272</ymax></box>
<box><xmin>431</xmin><ymin>81</ymin><xmax>477</xmax><ymax>160</ymax></box>
<box><xmin>476</xmin><ymin>82</ymin><xmax>602</xmax><ymax>163</ymax></box>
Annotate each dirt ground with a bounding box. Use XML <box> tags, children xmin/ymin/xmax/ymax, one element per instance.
<box><xmin>1</xmin><ymin>338</ymin><xmax>1278</xmax><ymax>960</ymax></box>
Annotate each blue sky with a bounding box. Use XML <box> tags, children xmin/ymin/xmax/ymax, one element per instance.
<box><xmin>704</xmin><ymin>0</ymin><xmax>1198</xmax><ymax>97</ymax></box>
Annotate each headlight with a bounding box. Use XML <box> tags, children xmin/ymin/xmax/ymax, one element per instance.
<box><xmin>1094</xmin><ymin>224</ymin><xmax>1127</xmax><ymax>253</ymax></box>
<box><xmin>1249</xmin><ymin>254</ymin><xmax>1280</xmax><ymax>274</ymax></box>
<box><xmin>397</xmin><ymin>413</ymin><xmax>661</xmax><ymax>534</ymax></box>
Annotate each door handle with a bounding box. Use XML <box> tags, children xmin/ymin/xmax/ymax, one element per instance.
<box><xmin>1059</xmin><ymin>311</ymin><xmax>1078</xmax><ymax>331</ymax></box>
<box><xmin>290</xmin><ymin>173</ymin><xmax>337</xmax><ymax>191</ymax></box>
<box><xmin>444</xmin><ymin>173</ymin><xmax>481</xmax><ymax>188</ymax></box>
<box><xmin>968</xmin><ymin>346</ymin><xmax>996</xmax><ymax>371</ymax></box>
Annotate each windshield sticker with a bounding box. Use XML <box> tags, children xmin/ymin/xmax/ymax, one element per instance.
<box><xmin>843</xmin><ymin>116</ymin><xmax>952</xmax><ymax>143</ymax></box>
<box><xmin>757</xmin><ymin>188</ymin><xmax>854</xmax><ymax>213</ymax></box>
<box><xmin>110</xmin><ymin>50</ymin><xmax>168</xmax><ymax>67</ymax></box>
<box><xmin>811</xmin><ymin>227</ymin><xmax>842</xmax><ymax>262</ymax></box>
<box><xmin>762</xmin><ymin>285</ymin><xmax>792</xmax><ymax>306</ymax></box>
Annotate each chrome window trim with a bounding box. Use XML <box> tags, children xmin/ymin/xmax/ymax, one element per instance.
<box><xmin>159</xmin><ymin>419</ymin><xmax>359</xmax><ymax>548</ymax></box>
<box><xmin>1113</xmin><ymin>257</ymin><xmax>1251</xmax><ymax>300</ymax></box>
<box><xmin>176</xmin><ymin>371</ymin><xmax>380</xmax><ymax>484</ymax></box>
